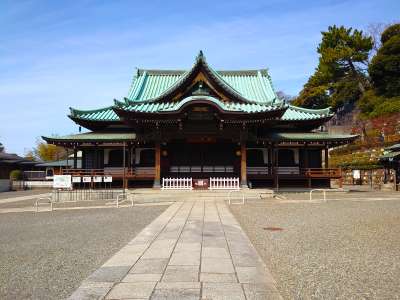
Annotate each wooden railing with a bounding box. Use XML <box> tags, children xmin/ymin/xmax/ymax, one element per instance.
<box><xmin>209</xmin><ymin>177</ymin><xmax>240</xmax><ymax>190</ymax></box>
<box><xmin>302</xmin><ymin>168</ymin><xmax>342</xmax><ymax>178</ymax></box>
<box><xmin>162</xmin><ymin>178</ymin><xmax>193</xmax><ymax>190</ymax></box>
<box><xmin>63</xmin><ymin>168</ymin><xmax>133</xmax><ymax>176</ymax></box>
<box><xmin>62</xmin><ymin>167</ymin><xmax>155</xmax><ymax>178</ymax></box>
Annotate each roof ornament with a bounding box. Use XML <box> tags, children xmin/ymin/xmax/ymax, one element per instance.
<box><xmin>192</xmin><ymin>81</ymin><xmax>210</xmax><ymax>96</ymax></box>
<box><xmin>196</xmin><ymin>50</ymin><xmax>205</xmax><ymax>62</ymax></box>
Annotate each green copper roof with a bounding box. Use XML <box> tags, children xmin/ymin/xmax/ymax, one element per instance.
<box><xmin>124</xmin><ymin>96</ymin><xmax>279</xmax><ymax>114</ymax></box>
<box><xmin>43</xmin><ymin>132</ymin><xmax>136</xmax><ymax>142</ymax></box>
<box><xmin>380</xmin><ymin>150</ymin><xmax>400</xmax><ymax>160</ymax></box>
<box><xmin>126</xmin><ymin>52</ymin><xmax>278</xmax><ymax>104</ymax></box>
<box><xmin>265</xmin><ymin>132</ymin><xmax>359</xmax><ymax>142</ymax></box>
<box><xmin>386</xmin><ymin>143</ymin><xmax>400</xmax><ymax>151</ymax></box>
<box><xmin>70</xmin><ymin>102</ymin><xmax>332</xmax><ymax>121</ymax></box>
<box><xmin>69</xmin><ymin>107</ymin><xmax>119</xmax><ymax>121</ymax></box>
<box><xmin>281</xmin><ymin>105</ymin><xmax>332</xmax><ymax>121</ymax></box>
<box><xmin>68</xmin><ymin>52</ymin><xmax>333</xmax><ymax>125</ymax></box>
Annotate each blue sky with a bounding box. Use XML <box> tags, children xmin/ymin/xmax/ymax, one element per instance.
<box><xmin>0</xmin><ymin>0</ymin><xmax>398</xmax><ymax>155</ymax></box>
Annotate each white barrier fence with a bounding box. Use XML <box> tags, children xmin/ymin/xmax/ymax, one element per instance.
<box><xmin>162</xmin><ymin>178</ymin><xmax>193</xmax><ymax>190</ymax></box>
<box><xmin>209</xmin><ymin>177</ymin><xmax>240</xmax><ymax>190</ymax></box>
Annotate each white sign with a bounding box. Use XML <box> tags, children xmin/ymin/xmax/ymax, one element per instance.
<box><xmin>83</xmin><ymin>176</ymin><xmax>92</xmax><ymax>183</ymax></box>
<box><xmin>93</xmin><ymin>176</ymin><xmax>102</xmax><ymax>183</ymax></box>
<box><xmin>352</xmin><ymin>170</ymin><xmax>361</xmax><ymax>179</ymax></box>
<box><xmin>103</xmin><ymin>176</ymin><xmax>113</xmax><ymax>183</ymax></box>
<box><xmin>53</xmin><ymin>175</ymin><xmax>72</xmax><ymax>189</ymax></box>
<box><xmin>72</xmin><ymin>177</ymin><xmax>81</xmax><ymax>183</ymax></box>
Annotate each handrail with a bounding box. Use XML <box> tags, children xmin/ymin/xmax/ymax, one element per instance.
<box><xmin>228</xmin><ymin>190</ymin><xmax>245</xmax><ymax>205</ymax></box>
<box><xmin>302</xmin><ymin>168</ymin><xmax>341</xmax><ymax>178</ymax></box>
<box><xmin>35</xmin><ymin>197</ymin><xmax>53</xmax><ymax>212</ymax></box>
<box><xmin>116</xmin><ymin>193</ymin><xmax>134</xmax><ymax>208</ymax></box>
<box><xmin>309</xmin><ymin>189</ymin><xmax>327</xmax><ymax>202</ymax></box>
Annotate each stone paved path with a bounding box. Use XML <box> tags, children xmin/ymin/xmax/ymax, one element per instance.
<box><xmin>69</xmin><ymin>200</ymin><xmax>282</xmax><ymax>299</ymax></box>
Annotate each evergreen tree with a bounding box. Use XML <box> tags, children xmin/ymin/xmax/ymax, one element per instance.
<box><xmin>294</xmin><ymin>25</ymin><xmax>372</xmax><ymax>109</ymax></box>
<box><xmin>369</xmin><ymin>24</ymin><xmax>400</xmax><ymax>97</ymax></box>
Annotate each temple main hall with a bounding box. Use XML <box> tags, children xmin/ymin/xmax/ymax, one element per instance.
<box><xmin>44</xmin><ymin>51</ymin><xmax>357</xmax><ymax>189</ymax></box>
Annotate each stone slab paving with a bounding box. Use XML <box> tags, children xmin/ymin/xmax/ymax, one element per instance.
<box><xmin>69</xmin><ymin>200</ymin><xmax>282</xmax><ymax>300</ymax></box>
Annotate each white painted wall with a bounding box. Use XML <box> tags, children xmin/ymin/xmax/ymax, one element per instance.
<box><xmin>247</xmin><ymin>148</ymin><xmax>268</xmax><ymax>164</ymax></box>
<box><xmin>0</xmin><ymin>179</ymin><xmax>10</xmax><ymax>192</ymax></box>
<box><xmin>135</xmin><ymin>148</ymin><xmax>155</xmax><ymax>164</ymax></box>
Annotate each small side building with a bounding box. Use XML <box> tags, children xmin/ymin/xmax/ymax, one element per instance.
<box><xmin>379</xmin><ymin>143</ymin><xmax>400</xmax><ymax>190</ymax></box>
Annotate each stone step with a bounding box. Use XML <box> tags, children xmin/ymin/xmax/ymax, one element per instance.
<box><xmin>130</xmin><ymin>189</ymin><xmax>274</xmax><ymax>202</ymax></box>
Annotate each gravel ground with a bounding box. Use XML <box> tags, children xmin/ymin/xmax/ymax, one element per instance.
<box><xmin>0</xmin><ymin>198</ymin><xmax>39</xmax><ymax>209</ymax></box>
<box><xmin>0</xmin><ymin>190</ymin><xmax>50</xmax><ymax>200</ymax></box>
<box><xmin>0</xmin><ymin>205</ymin><xmax>168</xmax><ymax>300</ymax></box>
<box><xmin>0</xmin><ymin>199</ymin><xmax>121</xmax><ymax>209</ymax></box>
<box><xmin>230</xmin><ymin>197</ymin><xmax>400</xmax><ymax>299</ymax></box>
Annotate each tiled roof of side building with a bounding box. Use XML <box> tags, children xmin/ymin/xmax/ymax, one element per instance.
<box><xmin>69</xmin><ymin>107</ymin><xmax>119</xmax><ymax>121</ymax></box>
<box><xmin>43</xmin><ymin>132</ymin><xmax>136</xmax><ymax>143</ymax></box>
<box><xmin>281</xmin><ymin>105</ymin><xmax>333</xmax><ymax>121</ymax></box>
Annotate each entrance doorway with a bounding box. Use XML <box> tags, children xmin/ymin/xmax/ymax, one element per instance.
<box><xmin>166</xmin><ymin>140</ymin><xmax>237</xmax><ymax>177</ymax></box>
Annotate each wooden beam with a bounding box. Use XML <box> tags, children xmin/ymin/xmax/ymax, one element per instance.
<box><xmin>153</xmin><ymin>142</ymin><xmax>161</xmax><ymax>188</ymax></box>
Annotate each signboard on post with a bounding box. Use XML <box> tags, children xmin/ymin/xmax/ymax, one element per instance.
<box><xmin>93</xmin><ymin>176</ymin><xmax>102</xmax><ymax>183</ymax></box>
<box><xmin>103</xmin><ymin>176</ymin><xmax>113</xmax><ymax>183</ymax></box>
<box><xmin>72</xmin><ymin>177</ymin><xmax>81</xmax><ymax>183</ymax></box>
<box><xmin>352</xmin><ymin>170</ymin><xmax>361</xmax><ymax>179</ymax></box>
<box><xmin>53</xmin><ymin>175</ymin><xmax>72</xmax><ymax>189</ymax></box>
<box><xmin>83</xmin><ymin>176</ymin><xmax>92</xmax><ymax>183</ymax></box>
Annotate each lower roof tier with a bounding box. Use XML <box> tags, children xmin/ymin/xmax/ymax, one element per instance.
<box><xmin>43</xmin><ymin>131</ymin><xmax>358</xmax><ymax>147</ymax></box>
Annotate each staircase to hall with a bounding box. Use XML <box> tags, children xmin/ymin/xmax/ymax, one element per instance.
<box><xmin>129</xmin><ymin>188</ymin><xmax>274</xmax><ymax>203</ymax></box>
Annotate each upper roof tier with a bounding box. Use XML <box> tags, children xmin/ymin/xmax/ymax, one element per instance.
<box><xmin>126</xmin><ymin>68</ymin><xmax>278</xmax><ymax>104</ymax></box>
<box><xmin>68</xmin><ymin>51</ymin><xmax>334</xmax><ymax>130</ymax></box>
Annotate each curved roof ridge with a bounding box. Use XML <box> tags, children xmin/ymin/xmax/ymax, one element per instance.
<box><xmin>256</xmin><ymin>70</ymin><xmax>275</xmax><ymax>103</ymax></box>
<box><xmin>69</xmin><ymin>105</ymin><xmax>115</xmax><ymax>117</ymax></box>
<box><xmin>126</xmin><ymin>51</ymin><xmax>261</xmax><ymax>105</ymax></box>
<box><xmin>136</xmin><ymin>69</ymin><xmax>269</xmax><ymax>76</ymax></box>
<box><xmin>288</xmin><ymin>105</ymin><xmax>332</xmax><ymax>115</ymax></box>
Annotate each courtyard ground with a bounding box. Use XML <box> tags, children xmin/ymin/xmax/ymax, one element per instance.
<box><xmin>230</xmin><ymin>192</ymin><xmax>400</xmax><ymax>299</ymax></box>
<box><xmin>0</xmin><ymin>205</ymin><xmax>168</xmax><ymax>300</ymax></box>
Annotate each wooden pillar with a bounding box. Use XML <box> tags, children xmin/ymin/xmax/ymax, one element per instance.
<box><xmin>324</xmin><ymin>145</ymin><xmax>329</xmax><ymax>168</ymax></box>
<box><xmin>73</xmin><ymin>147</ymin><xmax>78</xmax><ymax>169</ymax></box>
<box><xmin>304</xmin><ymin>143</ymin><xmax>311</xmax><ymax>188</ymax></box>
<box><xmin>275</xmin><ymin>147</ymin><xmax>279</xmax><ymax>189</ymax></box>
<box><xmin>153</xmin><ymin>142</ymin><xmax>161</xmax><ymax>188</ymax></box>
<box><xmin>123</xmin><ymin>142</ymin><xmax>127</xmax><ymax>190</ymax></box>
<box><xmin>66</xmin><ymin>148</ymin><xmax>69</xmax><ymax>172</ymax></box>
<box><xmin>268</xmin><ymin>145</ymin><xmax>272</xmax><ymax>176</ymax></box>
<box><xmin>240</xmin><ymin>142</ymin><xmax>248</xmax><ymax>188</ymax></box>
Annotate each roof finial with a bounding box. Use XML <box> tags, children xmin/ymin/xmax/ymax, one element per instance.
<box><xmin>196</xmin><ymin>50</ymin><xmax>205</xmax><ymax>62</ymax></box>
